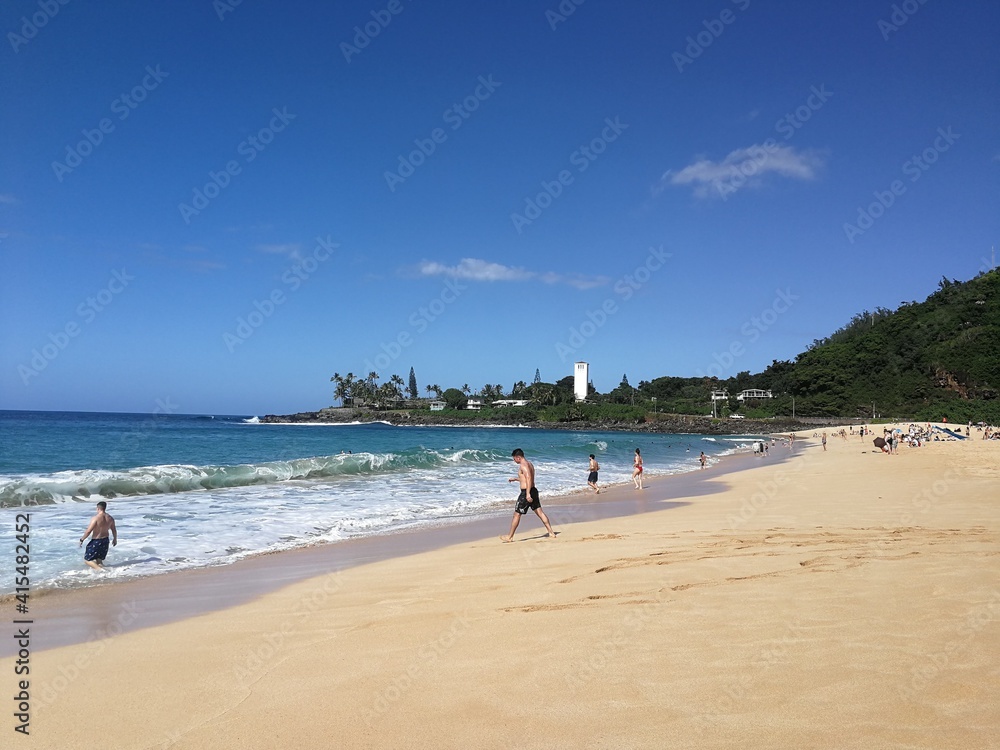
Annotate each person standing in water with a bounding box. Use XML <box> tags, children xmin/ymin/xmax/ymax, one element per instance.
<box><xmin>79</xmin><ymin>500</ymin><xmax>117</xmax><ymax>571</ymax></box>
<box><xmin>500</xmin><ymin>448</ymin><xmax>556</xmax><ymax>542</ymax></box>
<box><xmin>587</xmin><ymin>454</ymin><xmax>600</xmax><ymax>493</ymax></box>
<box><xmin>632</xmin><ymin>448</ymin><xmax>644</xmax><ymax>489</ymax></box>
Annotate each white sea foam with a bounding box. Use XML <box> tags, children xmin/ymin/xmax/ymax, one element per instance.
<box><xmin>0</xmin><ymin>419</ymin><xmax>755</xmax><ymax>594</ymax></box>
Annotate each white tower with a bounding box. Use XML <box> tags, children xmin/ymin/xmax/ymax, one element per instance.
<box><xmin>574</xmin><ymin>362</ymin><xmax>589</xmax><ymax>402</ymax></box>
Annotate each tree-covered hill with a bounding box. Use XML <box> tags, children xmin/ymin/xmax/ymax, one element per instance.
<box><xmin>734</xmin><ymin>269</ymin><xmax>999</xmax><ymax>421</ymax></box>
<box><xmin>315</xmin><ymin>269</ymin><xmax>999</xmax><ymax>426</ymax></box>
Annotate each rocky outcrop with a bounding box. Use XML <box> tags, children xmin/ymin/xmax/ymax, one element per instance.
<box><xmin>259</xmin><ymin>409</ymin><xmax>809</xmax><ymax>435</ymax></box>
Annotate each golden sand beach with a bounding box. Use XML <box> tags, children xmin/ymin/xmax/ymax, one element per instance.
<box><xmin>7</xmin><ymin>425</ymin><xmax>999</xmax><ymax>749</ymax></box>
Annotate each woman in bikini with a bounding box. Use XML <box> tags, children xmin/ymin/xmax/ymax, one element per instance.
<box><xmin>632</xmin><ymin>448</ymin><xmax>643</xmax><ymax>489</ymax></box>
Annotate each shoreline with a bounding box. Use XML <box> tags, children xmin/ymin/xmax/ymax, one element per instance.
<box><xmin>6</xmin><ymin>448</ymin><xmax>774</xmax><ymax>655</ymax></box>
<box><xmin>5</xmin><ymin>424</ymin><xmax>997</xmax><ymax>747</ymax></box>
<box><xmin>259</xmin><ymin>407</ymin><xmax>816</xmax><ymax>435</ymax></box>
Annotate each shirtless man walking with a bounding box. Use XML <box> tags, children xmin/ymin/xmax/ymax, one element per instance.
<box><xmin>500</xmin><ymin>448</ymin><xmax>556</xmax><ymax>542</ymax></box>
<box><xmin>587</xmin><ymin>454</ymin><xmax>600</xmax><ymax>493</ymax></box>
<box><xmin>79</xmin><ymin>501</ymin><xmax>118</xmax><ymax>570</ymax></box>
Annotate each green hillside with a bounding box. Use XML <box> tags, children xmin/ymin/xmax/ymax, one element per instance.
<box><xmin>675</xmin><ymin>269</ymin><xmax>1000</xmax><ymax>422</ymax></box>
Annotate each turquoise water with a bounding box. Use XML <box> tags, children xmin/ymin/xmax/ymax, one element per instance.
<box><xmin>0</xmin><ymin>410</ymin><xmax>758</xmax><ymax>592</ymax></box>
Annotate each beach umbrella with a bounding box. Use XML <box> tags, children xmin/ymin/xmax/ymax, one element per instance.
<box><xmin>873</xmin><ymin>437</ymin><xmax>886</xmax><ymax>449</ymax></box>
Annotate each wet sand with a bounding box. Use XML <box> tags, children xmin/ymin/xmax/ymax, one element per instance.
<box><xmin>5</xmin><ymin>427</ymin><xmax>997</xmax><ymax>749</ymax></box>
<box><xmin>9</xmin><ymin>450</ymin><xmax>762</xmax><ymax>655</ymax></box>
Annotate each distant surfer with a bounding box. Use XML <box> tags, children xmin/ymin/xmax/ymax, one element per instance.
<box><xmin>79</xmin><ymin>501</ymin><xmax>117</xmax><ymax>570</ymax></box>
<box><xmin>500</xmin><ymin>449</ymin><xmax>556</xmax><ymax>542</ymax></box>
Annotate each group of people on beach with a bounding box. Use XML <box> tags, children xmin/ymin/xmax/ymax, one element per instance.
<box><xmin>584</xmin><ymin>448</ymin><xmax>646</xmax><ymax>495</ymax></box>
<box><xmin>499</xmin><ymin>446</ymin><xmax>647</xmax><ymax>543</ymax></box>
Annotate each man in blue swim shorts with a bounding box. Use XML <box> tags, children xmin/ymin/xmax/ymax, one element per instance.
<box><xmin>80</xmin><ymin>501</ymin><xmax>118</xmax><ymax>570</ymax></box>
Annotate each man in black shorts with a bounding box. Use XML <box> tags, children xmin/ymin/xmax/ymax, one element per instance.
<box><xmin>500</xmin><ymin>448</ymin><xmax>556</xmax><ymax>542</ymax></box>
<box><xmin>587</xmin><ymin>454</ymin><xmax>600</xmax><ymax>493</ymax></box>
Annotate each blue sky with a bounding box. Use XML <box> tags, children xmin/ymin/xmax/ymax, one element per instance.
<box><xmin>1</xmin><ymin>0</ymin><xmax>998</xmax><ymax>416</ymax></box>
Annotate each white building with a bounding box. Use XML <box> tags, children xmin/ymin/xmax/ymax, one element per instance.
<box><xmin>466</xmin><ymin>399</ymin><xmax>483</xmax><ymax>411</ymax></box>
<box><xmin>574</xmin><ymin>362</ymin><xmax>589</xmax><ymax>402</ymax></box>
<box><xmin>430</xmin><ymin>400</ymin><xmax>446</xmax><ymax>411</ymax></box>
<box><xmin>737</xmin><ymin>389</ymin><xmax>773</xmax><ymax>401</ymax></box>
<box><xmin>492</xmin><ymin>399</ymin><xmax>529</xmax><ymax>407</ymax></box>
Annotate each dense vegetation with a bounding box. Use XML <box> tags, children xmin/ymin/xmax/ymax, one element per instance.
<box><xmin>328</xmin><ymin>270</ymin><xmax>1000</xmax><ymax>425</ymax></box>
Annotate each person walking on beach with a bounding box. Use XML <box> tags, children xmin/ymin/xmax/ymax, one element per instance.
<box><xmin>79</xmin><ymin>500</ymin><xmax>117</xmax><ymax>571</ymax></box>
<box><xmin>632</xmin><ymin>448</ymin><xmax>644</xmax><ymax>489</ymax></box>
<box><xmin>822</xmin><ymin>432</ymin><xmax>828</xmax><ymax>451</ymax></box>
<box><xmin>587</xmin><ymin>454</ymin><xmax>600</xmax><ymax>493</ymax></box>
<box><xmin>699</xmin><ymin>451</ymin><xmax>707</xmax><ymax>469</ymax></box>
<box><xmin>500</xmin><ymin>448</ymin><xmax>556</xmax><ymax>542</ymax></box>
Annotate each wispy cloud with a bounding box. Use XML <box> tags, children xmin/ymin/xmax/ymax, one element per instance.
<box><xmin>657</xmin><ymin>144</ymin><xmax>824</xmax><ymax>199</ymax></box>
<box><xmin>257</xmin><ymin>243</ymin><xmax>302</xmax><ymax>260</ymax></box>
<box><xmin>0</xmin><ymin>193</ymin><xmax>19</xmax><ymax>204</ymax></box>
<box><xmin>417</xmin><ymin>258</ymin><xmax>608</xmax><ymax>290</ymax></box>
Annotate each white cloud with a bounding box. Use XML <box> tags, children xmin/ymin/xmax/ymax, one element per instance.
<box><xmin>419</xmin><ymin>258</ymin><xmax>532</xmax><ymax>282</ymax></box>
<box><xmin>418</xmin><ymin>257</ymin><xmax>608</xmax><ymax>289</ymax></box>
<box><xmin>257</xmin><ymin>243</ymin><xmax>302</xmax><ymax>259</ymax></box>
<box><xmin>0</xmin><ymin>193</ymin><xmax>19</xmax><ymax>204</ymax></box>
<box><xmin>658</xmin><ymin>144</ymin><xmax>824</xmax><ymax>199</ymax></box>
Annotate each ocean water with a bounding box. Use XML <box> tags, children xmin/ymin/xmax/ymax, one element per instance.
<box><xmin>0</xmin><ymin>410</ymin><xmax>760</xmax><ymax>593</ymax></box>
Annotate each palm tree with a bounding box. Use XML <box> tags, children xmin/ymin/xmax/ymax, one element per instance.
<box><xmin>462</xmin><ymin>383</ymin><xmax>470</xmax><ymax>396</ymax></box>
<box><xmin>388</xmin><ymin>374</ymin><xmax>405</xmax><ymax>406</ymax></box>
<box><xmin>332</xmin><ymin>372</ymin><xmax>358</xmax><ymax>407</ymax></box>
<box><xmin>531</xmin><ymin>383</ymin><xmax>558</xmax><ymax>406</ymax></box>
<box><xmin>330</xmin><ymin>372</ymin><xmax>344</xmax><ymax>406</ymax></box>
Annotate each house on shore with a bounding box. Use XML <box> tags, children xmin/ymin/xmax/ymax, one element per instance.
<box><xmin>737</xmin><ymin>389</ymin><xmax>773</xmax><ymax>401</ymax></box>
